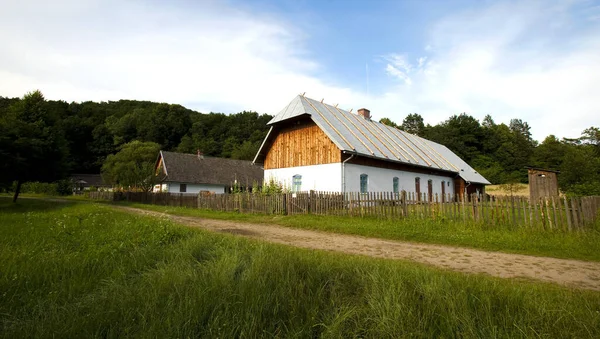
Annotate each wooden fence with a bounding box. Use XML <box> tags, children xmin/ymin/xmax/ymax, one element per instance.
<box><xmin>87</xmin><ymin>191</ymin><xmax>600</xmax><ymax>231</ymax></box>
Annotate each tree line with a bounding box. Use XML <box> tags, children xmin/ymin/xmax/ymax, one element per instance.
<box><xmin>380</xmin><ymin>113</ymin><xmax>600</xmax><ymax>195</ymax></box>
<box><xmin>1</xmin><ymin>91</ymin><xmax>598</xmax><ymax>199</ymax></box>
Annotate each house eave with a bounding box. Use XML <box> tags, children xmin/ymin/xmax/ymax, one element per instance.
<box><xmin>342</xmin><ymin>150</ymin><xmax>458</xmax><ymax>176</ymax></box>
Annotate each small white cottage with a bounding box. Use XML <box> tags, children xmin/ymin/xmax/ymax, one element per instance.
<box><xmin>154</xmin><ymin>151</ymin><xmax>263</xmax><ymax>194</ymax></box>
<box><xmin>253</xmin><ymin>94</ymin><xmax>490</xmax><ymax>199</ymax></box>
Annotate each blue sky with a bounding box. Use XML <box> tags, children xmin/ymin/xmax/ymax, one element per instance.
<box><xmin>1</xmin><ymin>0</ymin><xmax>599</xmax><ymax>141</ymax></box>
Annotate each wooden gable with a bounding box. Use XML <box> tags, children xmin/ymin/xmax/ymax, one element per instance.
<box><xmin>264</xmin><ymin>120</ymin><xmax>341</xmax><ymax>169</ymax></box>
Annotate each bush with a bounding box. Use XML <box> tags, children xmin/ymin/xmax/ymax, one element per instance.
<box><xmin>9</xmin><ymin>180</ymin><xmax>74</xmax><ymax>196</ymax></box>
<box><xmin>261</xmin><ymin>177</ymin><xmax>284</xmax><ymax>195</ymax></box>
<box><xmin>56</xmin><ymin>179</ymin><xmax>74</xmax><ymax>195</ymax></box>
<box><xmin>565</xmin><ymin>181</ymin><xmax>600</xmax><ymax>197</ymax></box>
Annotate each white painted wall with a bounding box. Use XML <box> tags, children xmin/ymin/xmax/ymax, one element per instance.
<box><xmin>344</xmin><ymin>163</ymin><xmax>455</xmax><ymax>197</ymax></box>
<box><xmin>264</xmin><ymin>162</ymin><xmax>456</xmax><ymax>198</ymax></box>
<box><xmin>155</xmin><ymin>182</ymin><xmax>226</xmax><ymax>194</ymax></box>
<box><xmin>265</xmin><ymin>163</ymin><xmax>342</xmax><ymax>192</ymax></box>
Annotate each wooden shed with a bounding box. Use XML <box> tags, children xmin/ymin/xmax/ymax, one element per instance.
<box><xmin>526</xmin><ymin>167</ymin><xmax>559</xmax><ymax>201</ymax></box>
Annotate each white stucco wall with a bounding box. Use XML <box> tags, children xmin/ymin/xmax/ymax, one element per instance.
<box><xmin>265</xmin><ymin>163</ymin><xmax>342</xmax><ymax>192</ymax></box>
<box><xmin>264</xmin><ymin>162</ymin><xmax>456</xmax><ymax>198</ymax></box>
<box><xmin>160</xmin><ymin>183</ymin><xmax>226</xmax><ymax>194</ymax></box>
<box><xmin>344</xmin><ymin>163</ymin><xmax>455</xmax><ymax>197</ymax></box>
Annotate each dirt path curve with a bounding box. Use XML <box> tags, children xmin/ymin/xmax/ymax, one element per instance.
<box><xmin>114</xmin><ymin>206</ymin><xmax>600</xmax><ymax>291</ymax></box>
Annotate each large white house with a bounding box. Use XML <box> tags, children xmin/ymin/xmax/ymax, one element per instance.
<box><xmin>253</xmin><ymin>95</ymin><xmax>490</xmax><ymax>199</ymax></box>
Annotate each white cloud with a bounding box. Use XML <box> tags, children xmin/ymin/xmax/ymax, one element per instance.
<box><xmin>0</xmin><ymin>0</ymin><xmax>366</xmax><ymax>114</ymax></box>
<box><xmin>374</xmin><ymin>0</ymin><xmax>600</xmax><ymax>141</ymax></box>
<box><xmin>2</xmin><ymin>0</ymin><xmax>598</xmax><ymax>142</ymax></box>
<box><xmin>383</xmin><ymin>54</ymin><xmax>414</xmax><ymax>85</ymax></box>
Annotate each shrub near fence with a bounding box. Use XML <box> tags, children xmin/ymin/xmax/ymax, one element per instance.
<box><xmin>87</xmin><ymin>191</ymin><xmax>600</xmax><ymax>232</ymax></box>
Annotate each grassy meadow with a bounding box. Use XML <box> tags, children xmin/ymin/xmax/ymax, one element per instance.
<box><xmin>1</xmin><ymin>198</ymin><xmax>600</xmax><ymax>337</ymax></box>
<box><xmin>486</xmin><ymin>184</ymin><xmax>530</xmax><ymax>197</ymax></box>
<box><xmin>120</xmin><ymin>202</ymin><xmax>600</xmax><ymax>262</ymax></box>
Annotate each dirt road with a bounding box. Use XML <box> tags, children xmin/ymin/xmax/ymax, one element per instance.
<box><xmin>115</xmin><ymin>206</ymin><xmax>600</xmax><ymax>291</ymax></box>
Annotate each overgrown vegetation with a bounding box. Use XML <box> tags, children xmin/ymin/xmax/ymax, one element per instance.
<box><xmin>1</xmin><ymin>199</ymin><xmax>599</xmax><ymax>337</ymax></box>
<box><xmin>121</xmin><ymin>202</ymin><xmax>600</xmax><ymax>262</ymax></box>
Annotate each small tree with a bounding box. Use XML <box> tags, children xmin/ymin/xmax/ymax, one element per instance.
<box><xmin>261</xmin><ymin>177</ymin><xmax>283</xmax><ymax>195</ymax></box>
<box><xmin>101</xmin><ymin>141</ymin><xmax>160</xmax><ymax>192</ymax></box>
<box><xmin>499</xmin><ymin>182</ymin><xmax>524</xmax><ymax>197</ymax></box>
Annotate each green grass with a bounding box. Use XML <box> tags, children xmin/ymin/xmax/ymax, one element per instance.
<box><xmin>117</xmin><ymin>202</ymin><xmax>600</xmax><ymax>262</ymax></box>
<box><xmin>1</xmin><ymin>199</ymin><xmax>600</xmax><ymax>337</ymax></box>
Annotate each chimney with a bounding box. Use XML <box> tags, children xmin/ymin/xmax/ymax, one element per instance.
<box><xmin>357</xmin><ymin>108</ymin><xmax>371</xmax><ymax>120</ymax></box>
<box><xmin>197</xmin><ymin>149</ymin><xmax>204</xmax><ymax>159</ymax></box>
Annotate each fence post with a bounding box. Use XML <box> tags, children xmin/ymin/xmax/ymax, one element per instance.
<box><xmin>282</xmin><ymin>193</ymin><xmax>288</xmax><ymax>216</ymax></box>
<box><xmin>570</xmin><ymin>197</ymin><xmax>579</xmax><ymax>229</ymax></box>
<box><xmin>401</xmin><ymin>191</ymin><xmax>407</xmax><ymax>217</ymax></box>
<box><xmin>472</xmin><ymin>193</ymin><xmax>478</xmax><ymax>222</ymax></box>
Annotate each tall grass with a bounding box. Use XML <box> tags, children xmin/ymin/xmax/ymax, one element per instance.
<box><xmin>1</xmin><ymin>199</ymin><xmax>599</xmax><ymax>337</ymax></box>
<box><xmin>121</xmin><ymin>202</ymin><xmax>600</xmax><ymax>262</ymax></box>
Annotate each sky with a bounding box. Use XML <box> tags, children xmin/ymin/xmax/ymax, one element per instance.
<box><xmin>1</xmin><ymin>0</ymin><xmax>599</xmax><ymax>141</ymax></box>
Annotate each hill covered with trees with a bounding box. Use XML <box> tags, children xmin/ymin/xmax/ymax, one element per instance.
<box><xmin>380</xmin><ymin>113</ymin><xmax>600</xmax><ymax>195</ymax></box>
<box><xmin>1</xmin><ymin>91</ymin><xmax>598</xmax><ymax>195</ymax></box>
<box><xmin>0</xmin><ymin>93</ymin><xmax>272</xmax><ymax>175</ymax></box>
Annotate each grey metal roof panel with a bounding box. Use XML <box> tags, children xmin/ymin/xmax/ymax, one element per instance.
<box><xmin>264</xmin><ymin>95</ymin><xmax>490</xmax><ymax>184</ymax></box>
<box><xmin>268</xmin><ymin>95</ymin><xmax>307</xmax><ymax>124</ymax></box>
<box><xmin>424</xmin><ymin>141</ymin><xmax>491</xmax><ymax>184</ymax></box>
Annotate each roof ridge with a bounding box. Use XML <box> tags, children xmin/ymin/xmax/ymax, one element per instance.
<box><xmin>161</xmin><ymin>150</ymin><xmax>255</xmax><ymax>162</ymax></box>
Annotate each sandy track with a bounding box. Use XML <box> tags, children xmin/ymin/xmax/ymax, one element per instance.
<box><xmin>115</xmin><ymin>206</ymin><xmax>600</xmax><ymax>291</ymax></box>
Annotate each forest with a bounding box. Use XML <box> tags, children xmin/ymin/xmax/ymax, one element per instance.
<box><xmin>1</xmin><ymin>91</ymin><xmax>599</xmax><ymax>196</ymax></box>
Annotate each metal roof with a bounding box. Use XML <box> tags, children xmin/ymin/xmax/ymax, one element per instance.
<box><xmin>261</xmin><ymin>95</ymin><xmax>490</xmax><ymax>185</ymax></box>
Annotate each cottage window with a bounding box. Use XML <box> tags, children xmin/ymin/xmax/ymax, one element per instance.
<box><xmin>292</xmin><ymin>175</ymin><xmax>302</xmax><ymax>192</ymax></box>
<box><xmin>415</xmin><ymin>177</ymin><xmax>421</xmax><ymax>200</ymax></box>
<box><xmin>360</xmin><ymin>174</ymin><xmax>368</xmax><ymax>193</ymax></box>
<box><xmin>393</xmin><ymin>177</ymin><xmax>399</xmax><ymax>193</ymax></box>
<box><xmin>180</xmin><ymin>184</ymin><xmax>187</xmax><ymax>193</ymax></box>
<box><xmin>441</xmin><ymin>181</ymin><xmax>446</xmax><ymax>202</ymax></box>
<box><xmin>427</xmin><ymin>179</ymin><xmax>433</xmax><ymax>202</ymax></box>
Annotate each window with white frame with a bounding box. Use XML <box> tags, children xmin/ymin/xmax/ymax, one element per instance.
<box><xmin>292</xmin><ymin>175</ymin><xmax>302</xmax><ymax>192</ymax></box>
<box><xmin>360</xmin><ymin>174</ymin><xmax>368</xmax><ymax>193</ymax></box>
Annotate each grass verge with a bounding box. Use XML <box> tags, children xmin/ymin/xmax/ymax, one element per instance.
<box><xmin>1</xmin><ymin>199</ymin><xmax>600</xmax><ymax>337</ymax></box>
<box><xmin>119</xmin><ymin>201</ymin><xmax>600</xmax><ymax>262</ymax></box>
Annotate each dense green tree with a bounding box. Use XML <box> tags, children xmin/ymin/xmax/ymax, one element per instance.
<box><xmin>0</xmin><ymin>91</ymin><xmax>69</xmax><ymax>201</ymax></box>
<box><xmin>176</xmin><ymin>134</ymin><xmax>195</xmax><ymax>154</ymax></box>
<box><xmin>101</xmin><ymin>141</ymin><xmax>161</xmax><ymax>192</ymax></box>
<box><xmin>559</xmin><ymin>145</ymin><xmax>600</xmax><ymax>195</ymax></box>
<box><xmin>379</xmin><ymin>117</ymin><xmax>398</xmax><ymax>128</ymax></box>
<box><xmin>401</xmin><ymin>113</ymin><xmax>425</xmax><ymax>136</ymax></box>
<box><xmin>426</xmin><ymin>113</ymin><xmax>483</xmax><ymax>164</ymax></box>
<box><xmin>231</xmin><ymin>140</ymin><xmax>261</xmax><ymax>160</ymax></box>
<box><xmin>532</xmin><ymin>135</ymin><xmax>564</xmax><ymax>170</ymax></box>
<box><xmin>581</xmin><ymin>127</ymin><xmax>600</xmax><ymax>156</ymax></box>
